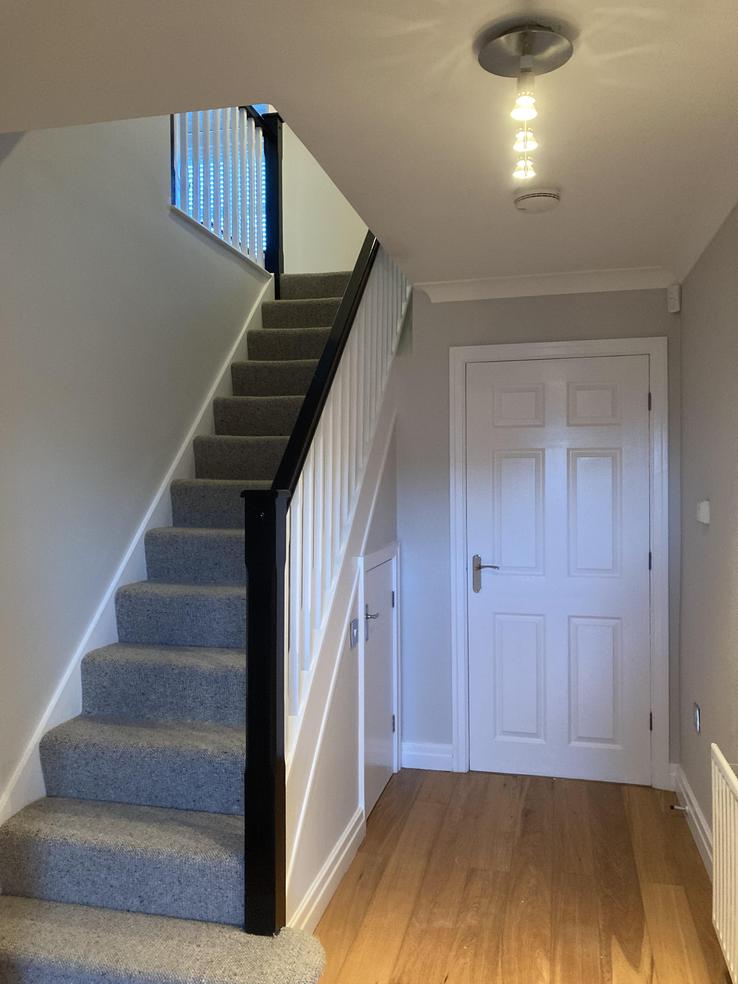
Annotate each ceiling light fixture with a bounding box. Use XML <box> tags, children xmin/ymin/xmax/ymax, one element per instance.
<box><xmin>478</xmin><ymin>21</ymin><xmax>573</xmax><ymax>190</ymax></box>
<box><xmin>513</xmin><ymin>128</ymin><xmax>538</xmax><ymax>152</ymax></box>
<box><xmin>513</xmin><ymin>157</ymin><xmax>536</xmax><ymax>180</ymax></box>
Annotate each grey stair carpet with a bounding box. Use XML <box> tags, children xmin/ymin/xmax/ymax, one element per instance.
<box><xmin>280</xmin><ymin>271</ymin><xmax>350</xmax><ymax>300</ymax></box>
<box><xmin>0</xmin><ymin>271</ymin><xmax>347</xmax><ymax>982</ymax></box>
<box><xmin>0</xmin><ymin>798</ymin><xmax>244</xmax><ymax>925</ymax></box>
<box><xmin>248</xmin><ymin>327</ymin><xmax>330</xmax><ymax>362</ymax></box>
<box><xmin>194</xmin><ymin>435</ymin><xmax>289</xmax><ymax>480</ymax></box>
<box><xmin>145</xmin><ymin>527</ymin><xmax>246</xmax><ymax>584</ymax></box>
<box><xmin>40</xmin><ymin>716</ymin><xmax>245</xmax><ymax>814</ymax></box>
<box><xmin>214</xmin><ymin>395</ymin><xmax>303</xmax><ymax>436</ymax></box>
<box><xmin>171</xmin><ymin>479</ymin><xmax>269</xmax><ymax>528</ymax></box>
<box><xmin>82</xmin><ymin>644</ymin><xmax>245</xmax><ymax>725</ymax></box>
<box><xmin>231</xmin><ymin>359</ymin><xmax>318</xmax><ymax>396</ymax></box>
<box><xmin>0</xmin><ymin>897</ymin><xmax>324</xmax><ymax>984</ymax></box>
<box><xmin>261</xmin><ymin>296</ymin><xmax>341</xmax><ymax>329</ymax></box>
<box><xmin>116</xmin><ymin>582</ymin><xmax>247</xmax><ymax>648</ymax></box>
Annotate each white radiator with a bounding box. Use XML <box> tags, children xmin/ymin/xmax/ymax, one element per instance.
<box><xmin>712</xmin><ymin>742</ymin><xmax>738</xmax><ymax>982</ymax></box>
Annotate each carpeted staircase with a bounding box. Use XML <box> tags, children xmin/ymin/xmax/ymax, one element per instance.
<box><xmin>0</xmin><ymin>270</ymin><xmax>351</xmax><ymax>984</ymax></box>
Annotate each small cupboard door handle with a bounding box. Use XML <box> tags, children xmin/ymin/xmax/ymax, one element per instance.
<box><xmin>472</xmin><ymin>554</ymin><xmax>499</xmax><ymax>593</ymax></box>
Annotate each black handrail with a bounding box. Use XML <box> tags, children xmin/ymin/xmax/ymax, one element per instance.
<box><xmin>241</xmin><ymin>230</ymin><xmax>380</xmax><ymax>936</ymax></box>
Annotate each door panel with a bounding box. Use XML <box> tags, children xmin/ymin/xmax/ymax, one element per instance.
<box><xmin>363</xmin><ymin>558</ymin><xmax>395</xmax><ymax>816</ymax></box>
<box><xmin>466</xmin><ymin>355</ymin><xmax>651</xmax><ymax>784</ymax></box>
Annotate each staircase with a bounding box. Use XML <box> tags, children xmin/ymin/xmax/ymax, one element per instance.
<box><xmin>0</xmin><ymin>271</ymin><xmax>351</xmax><ymax>983</ymax></box>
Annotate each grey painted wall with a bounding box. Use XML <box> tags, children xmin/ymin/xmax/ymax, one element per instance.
<box><xmin>395</xmin><ymin>288</ymin><xmax>682</xmax><ymax>758</ymax></box>
<box><xmin>0</xmin><ymin>116</ymin><xmax>267</xmax><ymax>801</ymax></box>
<box><xmin>679</xmin><ymin>204</ymin><xmax>738</xmax><ymax>822</ymax></box>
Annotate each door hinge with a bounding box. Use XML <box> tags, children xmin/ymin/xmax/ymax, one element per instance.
<box><xmin>391</xmin><ymin>590</ymin><xmax>395</xmax><ymax>608</ymax></box>
<box><xmin>648</xmin><ymin>392</ymin><xmax>652</xmax><ymax>411</ymax></box>
<box><xmin>648</xmin><ymin>551</ymin><xmax>652</xmax><ymax>570</ymax></box>
<box><xmin>649</xmin><ymin>712</ymin><xmax>653</xmax><ymax>732</ymax></box>
<box><xmin>392</xmin><ymin>714</ymin><xmax>396</xmax><ymax>734</ymax></box>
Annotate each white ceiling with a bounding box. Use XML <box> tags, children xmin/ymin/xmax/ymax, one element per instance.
<box><xmin>3</xmin><ymin>0</ymin><xmax>737</xmax><ymax>289</ymax></box>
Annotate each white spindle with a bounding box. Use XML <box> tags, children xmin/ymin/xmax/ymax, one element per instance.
<box><xmin>191</xmin><ymin>113</ymin><xmax>201</xmax><ymax>223</ymax></box>
<box><xmin>246</xmin><ymin>116</ymin><xmax>257</xmax><ymax>258</ymax></box>
<box><xmin>203</xmin><ymin>110</ymin><xmax>212</xmax><ymax>231</ymax></box>
<box><xmin>259</xmin><ymin>246</ymin><xmax>409</xmax><ymax>717</ymax></box>
<box><xmin>214</xmin><ymin>109</ymin><xmax>223</xmax><ymax>238</ymax></box>
<box><xmin>255</xmin><ymin>129</ymin><xmax>265</xmax><ymax>265</ymax></box>
<box><xmin>239</xmin><ymin>110</ymin><xmax>248</xmax><ymax>255</ymax></box>
<box><xmin>172</xmin><ymin>105</ymin><xmax>272</xmax><ymax>270</ymax></box>
<box><xmin>225</xmin><ymin>107</ymin><xmax>238</xmax><ymax>249</ymax></box>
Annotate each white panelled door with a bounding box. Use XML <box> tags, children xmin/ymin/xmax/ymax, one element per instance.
<box><xmin>466</xmin><ymin>355</ymin><xmax>652</xmax><ymax>784</ymax></box>
<box><xmin>363</xmin><ymin>557</ymin><xmax>396</xmax><ymax>816</ymax></box>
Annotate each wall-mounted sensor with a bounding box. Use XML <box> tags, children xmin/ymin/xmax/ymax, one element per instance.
<box><xmin>697</xmin><ymin>500</ymin><xmax>710</xmax><ymax>525</ymax></box>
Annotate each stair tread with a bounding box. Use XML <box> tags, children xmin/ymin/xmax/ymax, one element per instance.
<box><xmin>43</xmin><ymin>714</ymin><xmax>244</xmax><ymax>757</ymax></box>
<box><xmin>117</xmin><ymin>580</ymin><xmax>247</xmax><ymax>599</ymax></box>
<box><xmin>0</xmin><ymin>896</ymin><xmax>324</xmax><ymax>984</ymax></box>
<box><xmin>84</xmin><ymin>641</ymin><xmax>245</xmax><ymax>672</ymax></box>
<box><xmin>1</xmin><ymin>796</ymin><xmax>242</xmax><ymax>861</ymax></box>
<box><xmin>280</xmin><ymin>271</ymin><xmax>351</xmax><ymax>300</ymax></box>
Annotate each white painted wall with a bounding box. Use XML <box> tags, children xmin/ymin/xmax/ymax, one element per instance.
<box><xmin>282</xmin><ymin>124</ymin><xmax>366</xmax><ymax>275</ymax></box>
<box><xmin>394</xmin><ymin>288</ymin><xmax>682</xmax><ymax>762</ymax></box>
<box><xmin>0</xmin><ymin>117</ymin><xmax>269</xmax><ymax>813</ymax></box>
<box><xmin>679</xmin><ymin>204</ymin><xmax>738</xmax><ymax>825</ymax></box>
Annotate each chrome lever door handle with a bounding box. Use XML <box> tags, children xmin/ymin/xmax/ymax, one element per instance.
<box><xmin>472</xmin><ymin>554</ymin><xmax>499</xmax><ymax>593</ymax></box>
<box><xmin>364</xmin><ymin>605</ymin><xmax>380</xmax><ymax>642</ymax></box>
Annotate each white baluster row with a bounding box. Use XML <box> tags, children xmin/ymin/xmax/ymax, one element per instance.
<box><xmin>285</xmin><ymin>248</ymin><xmax>410</xmax><ymax>716</ymax></box>
<box><xmin>172</xmin><ymin>108</ymin><xmax>267</xmax><ymax>266</ymax></box>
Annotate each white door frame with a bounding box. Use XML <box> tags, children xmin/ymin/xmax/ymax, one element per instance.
<box><xmin>359</xmin><ymin>542</ymin><xmax>401</xmax><ymax>801</ymax></box>
<box><xmin>449</xmin><ymin>337</ymin><xmax>670</xmax><ymax>788</ymax></box>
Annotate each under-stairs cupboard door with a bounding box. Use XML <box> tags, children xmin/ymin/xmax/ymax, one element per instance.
<box><xmin>466</xmin><ymin>355</ymin><xmax>652</xmax><ymax>785</ymax></box>
<box><xmin>362</xmin><ymin>548</ymin><xmax>399</xmax><ymax>817</ymax></box>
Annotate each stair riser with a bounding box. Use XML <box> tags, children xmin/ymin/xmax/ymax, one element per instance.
<box><xmin>145</xmin><ymin>529</ymin><xmax>245</xmax><ymax>584</ymax></box>
<box><xmin>248</xmin><ymin>328</ymin><xmax>329</xmax><ymax>361</ymax></box>
<box><xmin>193</xmin><ymin>436</ymin><xmax>286</xmax><ymax>481</ymax></box>
<box><xmin>116</xmin><ymin>589</ymin><xmax>246</xmax><ymax>648</ymax></box>
<box><xmin>40</xmin><ymin>738</ymin><xmax>244</xmax><ymax>815</ymax></box>
<box><xmin>0</xmin><ymin>836</ymin><xmax>244</xmax><ymax>925</ymax></box>
<box><xmin>231</xmin><ymin>360</ymin><xmax>318</xmax><ymax>396</ymax></box>
<box><xmin>82</xmin><ymin>657</ymin><xmax>245</xmax><ymax>727</ymax></box>
<box><xmin>262</xmin><ymin>298</ymin><xmax>340</xmax><ymax>329</ymax></box>
<box><xmin>213</xmin><ymin>396</ymin><xmax>302</xmax><ymax>436</ymax></box>
<box><xmin>280</xmin><ymin>271</ymin><xmax>351</xmax><ymax>300</ymax></box>
<box><xmin>170</xmin><ymin>481</ymin><xmax>253</xmax><ymax>528</ymax></box>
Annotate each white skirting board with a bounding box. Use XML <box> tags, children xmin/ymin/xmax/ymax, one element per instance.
<box><xmin>0</xmin><ymin>276</ymin><xmax>272</xmax><ymax>825</ymax></box>
<box><xmin>674</xmin><ymin>763</ymin><xmax>713</xmax><ymax>876</ymax></box>
<box><xmin>401</xmin><ymin>742</ymin><xmax>455</xmax><ymax>772</ymax></box>
<box><xmin>289</xmin><ymin>809</ymin><xmax>366</xmax><ymax>934</ymax></box>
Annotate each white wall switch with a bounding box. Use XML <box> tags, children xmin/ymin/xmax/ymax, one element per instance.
<box><xmin>696</xmin><ymin>499</ymin><xmax>710</xmax><ymax>525</ymax></box>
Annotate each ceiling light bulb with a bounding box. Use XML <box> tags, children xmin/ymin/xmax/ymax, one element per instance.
<box><xmin>513</xmin><ymin>158</ymin><xmax>536</xmax><ymax>181</ymax></box>
<box><xmin>511</xmin><ymin>70</ymin><xmax>537</xmax><ymax>121</ymax></box>
<box><xmin>511</xmin><ymin>102</ymin><xmax>537</xmax><ymax>121</ymax></box>
<box><xmin>514</xmin><ymin>129</ymin><xmax>538</xmax><ymax>152</ymax></box>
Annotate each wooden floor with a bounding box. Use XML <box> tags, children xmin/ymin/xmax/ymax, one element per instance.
<box><xmin>316</xmin><ymin>770</ymin><xmax>729</xmax><ymax>983</ymax></box>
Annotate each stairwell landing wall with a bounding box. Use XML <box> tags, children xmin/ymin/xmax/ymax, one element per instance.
<box><xmin>0</xmin><ymin>117</ymin><xmax>268</xmax><ymax>812</ymax></box>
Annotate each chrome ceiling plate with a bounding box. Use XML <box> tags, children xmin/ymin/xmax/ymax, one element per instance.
<box><xmin>478</xmin><ymin>24</ymin><xmax>573</xmax><ymax>77</ymax></box>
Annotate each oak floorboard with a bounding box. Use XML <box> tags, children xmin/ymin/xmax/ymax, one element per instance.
<box><xmin>315</xmin><ymin>771</ymin><xmax>727</xmax><ymax>984</ymax></box>
<box><xmin>498</xmin><ymin>776</ymin><xmax>554</xmax><ymax>984</ymax></box>
<box><xmin>334</xmin><ymin>795</ymin><xmax>446</xmax><ymax>984</ymax></box>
